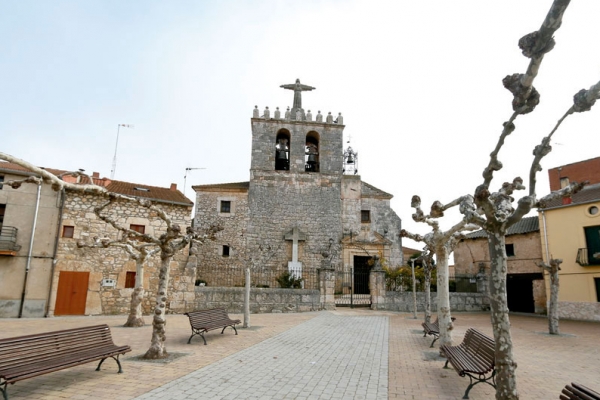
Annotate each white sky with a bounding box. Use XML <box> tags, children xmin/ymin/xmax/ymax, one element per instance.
<box><xmin>2</xmin><ymin>1</ymin><xmax>600</xmax><ymax>256</ymax></box>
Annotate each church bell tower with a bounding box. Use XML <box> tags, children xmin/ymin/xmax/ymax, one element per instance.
<box><xmin>246</xmin><ymin>79</ymin><xmax>345</xmax><ymax>272</ymax></box>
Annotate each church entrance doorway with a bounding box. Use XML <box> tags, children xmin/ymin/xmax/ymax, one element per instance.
<box><xmin>334</xmin><ymin>256</ymin><xmax>371</xmax><ymax>308</ymax></box>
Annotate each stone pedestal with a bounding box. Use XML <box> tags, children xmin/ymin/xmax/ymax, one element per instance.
<box><xmin>369</xmin><ymin>268</ymin><xmax>387</xmax><ymax>310</ymax></box>
<box><xmin>318</xmin><ymin>264</ymin><xmax>336</xmax><ymax>310</ymax></box>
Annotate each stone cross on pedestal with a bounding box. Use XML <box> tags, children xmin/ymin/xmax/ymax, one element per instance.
<box><xmin>280</xmin><ymin>79</ymin><xmax>315</xmax><ymax>120</ymax></box>
<box><xmin>284</xmin><ymin>227</ymin><xmax>306</xmax><ymax>278</ymax></box>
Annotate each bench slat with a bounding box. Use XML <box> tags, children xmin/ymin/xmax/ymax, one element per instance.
<box><xmin>184</xmin><ymin>308</ymin><xmax>240</xmax><ymax>345</ymax></box>
<box><xmin>0</xmin><ymin>324</ymin><xmax>131</xmax><ymax>394</ymax></box>
<box><xmin>561</xmin><ymin>382</ymin><xmax>600</xmax><ymax>400</ymax></box>
<box><xmin>440</xmin><ymin>328</ymin><xmax>496</xmax><ymax>399</ymax></box>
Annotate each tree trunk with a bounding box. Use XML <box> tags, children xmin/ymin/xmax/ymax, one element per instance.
<box><xmin>424</xmin><ymin>263</ymin><xmax>432</xmax><ymax>323</ymax></box>
<box><xmin>124</xmin><ymin>260</ymin><xmax>145</xmax><ymax>327</ymax></box>
<box><xmin>124</xmin><ymin>287</ymin><xmax>145</xmax><ymax>327</ymax></box>
<box><xmin>488</xmin><ymin>233</ymin><xmax>519</xmax><ymax>399</ymax></box>
<box><xmin>243</xmin><ymin>267</ymin><xmax>250</xmax><ymax>328</ymax></box>
<box><xmin>143</xmin><ymin>254</ymin><xmax>171</xmax><ymax>359</ymax></box>
<box><xmin>548</xmin><ymin>262</ymin><xmax>560</xmax><ymax>335</ymax></box>
<box><xmin>436</xmin><ymin>246</ymin><xmax>453</xmax><ymax>352</ymax></box>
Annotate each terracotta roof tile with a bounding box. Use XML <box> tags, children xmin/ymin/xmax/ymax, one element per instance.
<box><xmin>0</xmin><ymin>161</ymin><xmax>193</xmax><ymax>206</ymax></box>
<box><xmin>0</xmin><ymin>161</ymin><xmax>64</xmax><ymax>177</ymax></box>
<box><xmin>540</xmin><ymin>183</ymin><xmax>600</xmax><ymax>210</ymax></box>
<box><xmin>105</xmin><ymin>180</ymin><xmax>193</xmax><ymax>206</ymax></box>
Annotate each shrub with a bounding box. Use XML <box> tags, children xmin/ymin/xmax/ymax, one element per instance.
<box><xmin>276</xmin><ymin>271</ymin><xmax>303</xmax><ymax>288</ymax></box>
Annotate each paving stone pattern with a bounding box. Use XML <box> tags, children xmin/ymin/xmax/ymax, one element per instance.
<box><xmin>134</xmin><ymin>313</ymin><xmax>388</xmax><ymax>400</ymax></box>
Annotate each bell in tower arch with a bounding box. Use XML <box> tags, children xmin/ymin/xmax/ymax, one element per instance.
<box><xmin>275</xmin><ymin>137</ymin><xmax>289</xmax><ymax>171</ymax></box>
<box><xmin>305</xmin><ymin>142</ymin><xmax>319</xmax><ymax>172</ymax></box>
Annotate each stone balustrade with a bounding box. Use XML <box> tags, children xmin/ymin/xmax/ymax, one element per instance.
<box><xmin>253</xmin><ymin>105</ymin><xmax>343</xmax><ymax>125</ymax></box>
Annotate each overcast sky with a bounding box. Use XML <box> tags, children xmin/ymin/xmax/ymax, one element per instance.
<box><xmin>2</xmin><ymin>1</ymin><xmax>600</xmax><ymax>256</ymax></box>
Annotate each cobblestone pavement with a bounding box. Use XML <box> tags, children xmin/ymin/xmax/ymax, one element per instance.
<box><xmin>134</xmin><ymin>313</ymin><xmax>388</xmax><ymax>400</ymax></box>
<box><xmin>1</xmin><ymin>309</ymin><xmax>599</xmax><ymax>399</ymax></box>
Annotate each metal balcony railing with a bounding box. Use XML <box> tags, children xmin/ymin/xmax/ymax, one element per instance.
<box><xmin>576</xmin><ymin>248</ymin><xmax>600</xmax><ymax>266</ymax></box>
<box><xmin>0</xmin><ymin>226</ymin><xmax>21</xmax><ymax>253</ymax></box>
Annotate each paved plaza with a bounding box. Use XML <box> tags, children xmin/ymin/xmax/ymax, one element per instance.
<box><xmin>0</xmin><ymin>309</ymin><xmax>599</xmax><ymax>399</ymax></box>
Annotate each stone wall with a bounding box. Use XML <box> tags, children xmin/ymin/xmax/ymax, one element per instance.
<box><xmin>557</xmin><ymin>301</ymin><xmax>600</xmax><ymax>322</ymax></box>
<box><xmin>385</xmin><ymin>291</ymin><xmax>490</xmax><ymax>312</ymax></box>
<box><xmin>191</xmin><ymin>287</ymin><xmax>320</xmax><ymax>313</ymax></box>
<box><xmin>361</xmin><ymin>197</ymin><xmax>403</xmax><ymax>266</ymax></box>
<box><xmin>193</xmin><ymin>188</ymin><xmax>249</xmax><ymax>283</ymax></box>
<box><xmin>247</xmin><ymin>171</ymin><xmax>342</xmax><ymax>274</ymax></box>
<box><xmin>454</xmin><ymin>231</ymin><xmax>543</xmax><ymax>275</ymax></box>
<box><xmin>51</xmin><ymin>193</ymin><xmax>192</xmax><ymax>316</ymax></box>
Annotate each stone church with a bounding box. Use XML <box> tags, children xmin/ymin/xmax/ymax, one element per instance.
<box><xmin>193</xmin><ymin>80</ymin><xmax>403</xmax><ymax>288</ymax></box>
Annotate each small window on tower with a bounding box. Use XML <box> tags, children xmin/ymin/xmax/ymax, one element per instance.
<box><xmin>361</xmin><ymin>210</ymin><xmax>371</xmax><ymax>223</ymax></box>
<box><xmin>505</xmin><ymin>244</ymin><xmax>515</xmax><ymax>257</ymax></box>
<box><xmin>222</xmin><ymin>245</ymin><xmax>230</xmax><ymax>257</ymax></box>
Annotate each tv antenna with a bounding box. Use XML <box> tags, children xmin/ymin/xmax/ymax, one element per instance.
<box><xmin>110</xmin><ymin>124</ymin><xmax>134</xmax><ymax>179</ymax></box>
<box><xmin>183</xmin><ymin>167</ymin><xmax>206</xmax><ymax>195</ymax></box>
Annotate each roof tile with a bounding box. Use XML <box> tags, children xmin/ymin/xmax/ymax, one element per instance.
<box><xmin>0</xmin><ymin>161</ymin><xmax>193</xmax><ymax>206</ymax></box>
<box><xmin>465</xmin><ymin>216</ymin><xmax>539</xmax><ymax>239</ymax></box>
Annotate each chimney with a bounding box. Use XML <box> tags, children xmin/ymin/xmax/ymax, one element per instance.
<box><xmin>562</xmin><ymin>197</ymin><xmax>572</xmax><ymax>205</ymax></box>
<box><xmin>92</xmin><ymin>172</ymin><xmax>100</xmax><ymax>178</ymax></box>
<box><xmin>170</xmin><ymin>183</ymin><xmax>177</xmax><ymax>191</ymax></box>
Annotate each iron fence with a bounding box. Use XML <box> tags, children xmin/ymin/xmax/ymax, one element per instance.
<box><xmin>195</xmin><ymin>264</ymin><xmax>319</xmax><ymax>290</ymax></box>
<box><xmin>386</xmin><ymin>270</ymin><xmax>478</xmax><ymax>293</ymax></box>
<box><xmin>449</xmin><ymin>274</ymin><xmax>478</xmax><ymax>293</ymax></box>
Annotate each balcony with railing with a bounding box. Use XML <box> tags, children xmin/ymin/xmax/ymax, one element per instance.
<box><xmin>0</xmin><ymin>226</ymin><xmax>21</xmax><ymax>256</ymax></box>
<box><xmin>576</xmin><ymin>248</ymin><xmax>600</xmax><ymax>266</ymax></box>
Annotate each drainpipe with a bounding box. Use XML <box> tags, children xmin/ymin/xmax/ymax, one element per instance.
<box><xmin>46</xmin><ymin>188</ymin><xmax>66</xmax><ymax>317</ymax></box>
<box><xmin>19</xmin><ymin>180</ymin><xmax>42</xmax><ymax>318</ymax></box>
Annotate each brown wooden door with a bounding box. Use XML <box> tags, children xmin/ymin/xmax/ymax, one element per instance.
<box><xmin>54</xmin><ymin>271</ymin><xmax>89</xmax><ymax>315</ymax></box>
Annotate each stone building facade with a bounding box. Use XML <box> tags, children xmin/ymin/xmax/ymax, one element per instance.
<box><xmin>0</xmin><ymin>161</ymin><xmax>194</xmax><ymax>318</ymax></box>
<box><xmin>50</xmin><ymin>189</ymin><xmax>193</xmax><ymax>316</ymax></box>
<box><xmin>193</xmin><ymin>81</ymin><xmax>403</xmax><ymax>292</ymax></box>
<box><xmin>453</xmin><ymin>216</ymin><xmax>546</xmax><ymax>314</ymax></box>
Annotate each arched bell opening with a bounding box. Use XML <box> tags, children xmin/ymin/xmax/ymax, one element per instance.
<box><xmin>275</xmin><ymin>130</ymin><xmax>290</xmax><ymax>171</ymax></box>
<box><xmin>305</xmin><ymin>132</ymin><xmax>320</xmax><ymax>172</ymax></box>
